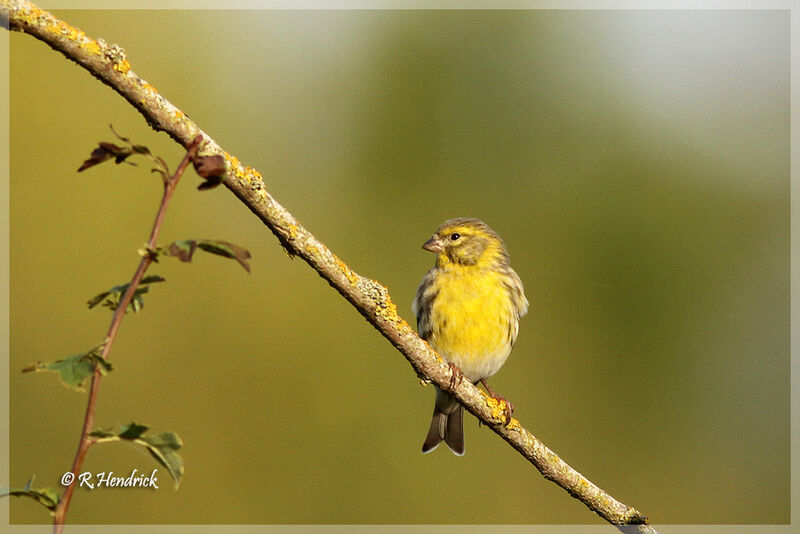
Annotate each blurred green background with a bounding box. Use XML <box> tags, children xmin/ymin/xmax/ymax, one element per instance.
<box><xmin>9</xmin><ymin>9</ymin><xmax>788</xmax><ymax>526</ymax></box>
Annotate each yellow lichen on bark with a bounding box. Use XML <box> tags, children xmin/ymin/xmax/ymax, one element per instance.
<box><xmin>139</xmin><ymin>81</ymin><xmax>157</xmax><ymax>95</ymax></box>
<box><xmin>240</xmin><ymin>166</ymin><xmax>261</xmax><ymax>185</ymax></box>
<box><xmin>334</xmin><ymin>255</ymin><xmax>359</xmax><ymax>286</ymax></box>
<box><xmin>225</xmin><ymin>153</ymin><xmax>243</xmax><ymax>179</ymax></box>
<box><xmin>305</xmin><ymin>243</ymin><xmax>320</xmax><ymax>257</ymax></box>
<box><xmin>503</xmin><ymin>417</ymin><xmax>522</xmax><ymax>431</ymax></box>
<box><xmin>66</xmin><ymin>27</ymin><xmax>82</xmax><ymax>41</ymax></box>
<box><xmin>19</xmin><ymin>4</ymin><xmax>48</xmax><ymax>25</ymax></box>
<box><xmin>80</xmin><ymin>38</ymin><xmax>101</xmax><ymax>55</ymax></box>
<box><xmin>45</xmin><ymin>21</ymin><xmax>62</xmax><ymax>36</ymax></box>
<box><xmin>112</xmin><ymin>59</ymin><xmax>131</xmax><ymax>73</ymax></box>
<box><xmin>375</xmin><ymin>293</ymin><xmax>399</xmax><ymax>323</ymax></box>
<box><xmin>485</xmin><ymin>394</ymin><xmax>514</xmax><ymax>423</ymax></box>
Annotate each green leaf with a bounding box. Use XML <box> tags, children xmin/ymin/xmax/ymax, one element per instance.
<box><xmin>197</xmin><ymin>240</ymin><xmax>251</xmax><ymax>272</ymax></box>
<box><xmin>1</xmin><ymin>484</ymin><xmax>60</xmax><ymax>512</ymax></box>
<box><xmin>164</xmin><ymin>239</ymin><xmax>251</xmax><ymax>272</ymax></box>
<box><xmin>86</xmin><ymin>290</ymin><xmax>112</xmax><ymax>309</ymax></box>
<box><xmin>21</xmin><ymin>346</ymin><xmax>110</xmax><ymax>391</ymax></box>
<box><xmin>118</xmin><ymin>422</ymin><xmax>150</xmax><ymax>440</ymax></box>
<box><xmin>85</xmin><ymin>350</ymin><xmax>113</xmax><ymax>374</ymax></box>
<box><xmin>87</xmin><ymin>276</ymin><xmax>166</xmax><ymax>312</ymax></box>
<box><xmin>92</xmin><ymin>423</ymin><xmax>184</xmax><ymax>488</ymax></box>
<box><xmin>137</xmin><ymin>432</ymin><xmax>184</xmax><ymax>487</ymax></box>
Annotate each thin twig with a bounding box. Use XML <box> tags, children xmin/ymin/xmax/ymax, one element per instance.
<box><xmin>51</xmin><ymin>137</ymin><xmax>202</xmax><ymax>534</ymax></box>
<box><xmin>2</xmin><ymin>2</ymin><xmax>655</xmax><ymax>531</ymax></box>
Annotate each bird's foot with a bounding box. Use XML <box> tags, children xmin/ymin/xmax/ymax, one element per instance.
<box><xmin>480</xmin><ymin>378</ymin><xmax>514</xmax><ymax>426</ymax></box>
<box><xmin>446</xmin><ymin>361</ymin><xmax>464</xmax><ymax>392</ymax></box>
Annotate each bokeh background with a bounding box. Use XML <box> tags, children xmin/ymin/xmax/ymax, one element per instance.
<box><xmin>8</xmin><ymin>9</ymin><xmax>788</xmax><ymax>526</ymax></box>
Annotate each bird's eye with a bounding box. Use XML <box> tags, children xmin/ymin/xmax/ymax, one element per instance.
<box><xmin>450</xmin><ymin>233</ymin><xmax>461</xmax><ymax>241</ymax></box>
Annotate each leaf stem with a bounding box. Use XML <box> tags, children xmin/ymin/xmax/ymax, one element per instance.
<box><xmin>52</xmin><ymin>136</ymin><xmax>202</xmax><ymax>534</ymax></box>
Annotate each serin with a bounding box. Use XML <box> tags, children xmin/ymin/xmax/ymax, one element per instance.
<box><xmin>412</xmin><ymin>218</ymin><xmax>528</xmax><ymax>455</ymax></box>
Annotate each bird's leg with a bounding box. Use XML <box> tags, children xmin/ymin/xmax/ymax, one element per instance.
<box><xmin>480</xmin><ymin>378</ymin><xmax>514</xmax><ymax>425</ymax></box>
<box><xmin>446</xmin><ymin>361</ymin><xmax>464</xmax><ymax>392</ymax></box>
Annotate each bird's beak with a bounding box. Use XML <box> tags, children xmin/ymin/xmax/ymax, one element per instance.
<box><xmin>422</xmin><ymin>235</ymin><xmax>444</xmax><ymax>253</ymax></box>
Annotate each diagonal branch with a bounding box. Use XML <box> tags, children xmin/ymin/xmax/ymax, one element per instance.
<box><xmin>2</xmin><ymin>2</ymin><xmax>655</xmax><ymax>531</ymax></box>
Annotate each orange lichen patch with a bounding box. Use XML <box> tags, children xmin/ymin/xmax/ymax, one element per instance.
<box><xmin>217</xmin><ymin>153</ymin><xmax>265</xmax><ymax>191</ymax></box>
<box><xmin>334</xmin><ymin>255</ymin><xmax>359</xmax><ymax>285</ymax></box>
<box><xmin>397</xmin><ymin>318</ymin><xmax>414</xmax><ymax>333</ymax></box>
<box><xmin>244</xmin><ymin>166</ymin><xmax>264</xmax><ymax>185</ymax></box>
<box><xmin>16</xmin><ymin>5</ymin><xmax>57</xmax><ymax>36</ymax></box>
<box><xmin>136</xmin><ymin>81</ymin><xmax>158</xmax><ymax>106</ymax></box>
<box><xmin>359</xmin><ymin>279</ymin><xmax>406</xmax><ymax>327</ymax></box>
<box><xmin>21</xmin><ymin>5</ymin><xmax>49</xmax><ymax>25</ymax></box>
<box><xmin>305</xmin><ymin>243</ymin><xmax>320</xmax><ymax>257</ymax></box>
<box><xmin>36</xmin><ymin>12</ymin><xmax>99</xmax><ymax>55</ymax></box>
<box><xmin>139</xmin><ymin>81</ymin><xmax>157</xmax><ymax>95</ymax></box>
<box><xmin>67</xmin><ymin>27</ymin><xmax>85</xmax><ymax>43</ymax></box>
<box><xmin>225</xmin><ymin>154</ymin><xmax>264</xmax><ymax>190</ymax></box>
<box><xmin>224</xmin><ymin>153</ymin><xmax>246</xmax><ymax>180</ymax></box>
<box><xmin>113</xmin><ymin>60</ymin><xmax>131</xmax><ymax>73</ymax></box>
<box><xmin>239</xmin><ymin>165</ymin><xmax>261</xmax><ymax>185</ymax></box>
<box><xmin>485</xmin><ymin>394</ymin><xmax>514</xmax><ymax>423</ymax></box>
<box><xmin>504</xmin><ymin>417</ymin><xmax>522</xmax><ymax>431</ymax></box>
<box><xmin>375</xmin><ymin>292</ymin><xmax>400</xmax><ymax>323</ymax></box>
<box><xmin>81</xmin><ymin>39</ymin><xmax>101</xmax><ymax>55</ymax></box>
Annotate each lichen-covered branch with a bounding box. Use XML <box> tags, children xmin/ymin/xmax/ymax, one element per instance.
<box><xmin>2</xmin><ymin>1</ymin><xmax>655</xmax><ymax>531</ymax></box>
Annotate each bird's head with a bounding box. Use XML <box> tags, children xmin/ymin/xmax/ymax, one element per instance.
<box><xmin>422</xmin><ymin>218</ymin><xmax>509</xmax><ymax>268</ymax></box>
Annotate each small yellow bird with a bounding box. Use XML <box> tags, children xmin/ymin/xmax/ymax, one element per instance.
<box><xmin>412</xmin><ymin>218</ymin><xmax>528</xmax><ymax>455</ymax></box>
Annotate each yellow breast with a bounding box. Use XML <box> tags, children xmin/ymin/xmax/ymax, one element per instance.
<box><xmin>426</xmin><ymin>267</ymin><xmax>517</xmax><ymax>382</ymax></box>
